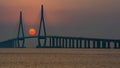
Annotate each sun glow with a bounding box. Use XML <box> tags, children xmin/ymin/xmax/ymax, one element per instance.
<box><xmin>28</xmin><ymin>28</ymin><xmax>36</xmax><ymax>36</ymax></box>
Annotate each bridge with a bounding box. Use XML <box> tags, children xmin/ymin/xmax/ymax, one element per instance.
<box><xmin>0</xmin><ymin>5</ymin><xmax>120</xmax><ymax>48</ymax></box>
<box><xmin>0</xmin><ymin>36</ymin><xmax>120</xmax><ymax>48</ymax></box>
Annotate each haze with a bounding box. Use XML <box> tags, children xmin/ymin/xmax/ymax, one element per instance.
<box><xmin>0</xmin><ymin>0</ymin><xmax>120</xmax><ymax>41</ymax></box>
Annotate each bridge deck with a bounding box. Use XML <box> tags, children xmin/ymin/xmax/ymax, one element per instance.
<box><xmin>0</xmin><ymin>36</ymin><xmax>120</xmax><ymax>48</ymax></box>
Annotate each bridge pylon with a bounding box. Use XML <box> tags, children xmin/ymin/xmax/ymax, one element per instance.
<box><xmin>17</xmin><ymin>10</ymin><xmax>25</xmax><ymax>48</ymax></box>
<box><xmin>37</xmin><ymin>5</ymin><xmax>47</xmax><ymax>48</ymax></box>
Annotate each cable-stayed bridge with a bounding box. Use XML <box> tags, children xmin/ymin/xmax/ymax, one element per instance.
<box><xmin>0</xmin><ymin>5</ymin><xmax>120</xmax><ymax>48</ymax></box>
<box><xmin>0</xmin><ymin>36</ymin><xmax>120</xmax><ymax>48</ymax></box>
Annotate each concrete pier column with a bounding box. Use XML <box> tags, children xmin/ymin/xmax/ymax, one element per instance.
<box><xmin>93</xmin><ymin>41</ymin><xmax>96</xmax><ymax>48</ymax></box>
<box><xmin>88</xmin><ymin>40</ymin><xmax>90</xmax><ymax>48</ymax></box>
<box><xmin>59</xmin><ymin>38</ymin><xmax>61</xmax><ymax>48</ymax></box>
<box><xmin>102</xmin><ymin>40</ymin><xmax>106</xmax><ymax>48</ymax></box>
<box><xmin>56</xmin><ymin>38</ymin><xmax>58</xmax><ymax>48</ymax></box>
<box><xmin>97</xmin><ymin>40</ymin><xmax>100</xmax><ymax>48</ymax></box>
<box><xmin>11</xmin><ymin>40</ymin><xmax>13</xmax><ymax>48</ymax></box>
<box><xmin>12</xmin><ymin>40</ymin><xmax>14</xmax><ymax>48</ymax></box>
<box><xmin>62</xmin><ymin>38</ymin><xmax>64</xmax><ymax>48</ymax></box>
<box><xmin>114</xmin><ymin>41</ymin><xmax>117</xmax><ymax>48</ymax></box>
<box><xmin>118</xmin><ymin>41</ymin><xmax>120</xmax><ymax>48</ymax></box>
<box><xmin>107</xmin><ymin>41</ymin><xmax>110</xmax><ymax>48</ymax></box>
<box><xmin>84</xmin><ymin>40</ymin><xmax>87</xmax><ymax>48</ymax></box>
<box><xmin>69</xmin><ymin>39</ymin><xmax>72</xmax><ymax>48</ymax></box>
<box><xmin>10</xmin><ymin>40</ymin><xmax>13</xmax><ymax>48</ymax></box>
<box><xmin>76</xmin><ymin>39</ymin><xmax>78</xmax><ymax>48</ymax></box>
<box><xmin>80</xmin><ymin>40</ymin><xmax>82</xmax><ymax>48</ymax></box>
<box><xmin>65</xmin><ymin>39</ymin><xmax>68</xmax><ymax>48</ymax></box>
<box><xmin>15</xmin><ymin>40</ymin><xmax>17</xmax><ymax>48</ymax></box>
<box><xmin>52</xmin><ymin>38</ymin><xmax>55</xmax><ymax>48</ymax></box>
<box><xmin>13</xmin><ymin>40</ymin><xmax>15</xmax><ymax>48</ymax></box>
<box><xmin>72</xmin><ymin>39</ymin><xmax>75</xmax><ymax>48</ymax></box>
<box><xmin>49</xmin><ymin>37</ymin><xmax>52</xmax><ymax>48</ymax></box>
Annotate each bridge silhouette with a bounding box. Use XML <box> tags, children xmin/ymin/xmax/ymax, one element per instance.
<box><xmin>0</xmin><ymin>5</ymin><xmax>120</xmax><ymax>48</ymax></box>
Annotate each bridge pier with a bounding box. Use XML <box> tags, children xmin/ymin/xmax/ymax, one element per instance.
<box><xmin>62</xmin><ymin>38</ymin><xmax>65</xmax><ymax>48</ymax></box>
<box><xmin>65</xmin><ymin>38</ymin><xmax>68</xmax><ymax>48</ymax></box>
<box><xmin>79</xmin><ymin>40</ymin><xmax>82</xmax><ymax>48</ymax></box>
<box><xmin>119</xmin><ymin>41</ymin><xmax>120</xmax><ymax>48</ymax></box>
<box><xmin>17</xmin><ymin>38</ymin><xmax>25</xmax><ymax>48</ymax></box>
<box><xmin>58</xmin><ymin>38</ymin><xmax>61</xmax><ymax>48</ymax></box>
<box><xmin>13</xmin><ymin>40</ymin><xmax>16</xmax><ymax>48</ymax></box>
<box><xmin>52</xmin><ymin>37</ymin><xmax>55</xmax><ymax>48</ymax></box>
<box><xmin>97</xmin><ymin>40</ymin><xmax>100</xmax><ymax>48</ymax></box>
<box><xmin>107</xmin><ymin>41</ymin><xmax>110</xmax><ymax>48</ymax></box>
<box><xmin>69</xmin><ymin>39</ymin><xmax>72</xmax><ymax>48</ymax></box>
<box><xmin>88</xmin><ymin>40</ymin><xmax>90</xmax><ymax>48</ymax></box>
<box><xmin>72</xmin><ymin>39</ymin><xmax>74</xmax><ymax>48</ymax></box>
<box><xmin>93</xmin><ymin>40</ymin><xmax>96</xmax><ymax>48</ymax></box>
<box><xmin>49</xmin><ymin>37</ymin><xmax>52</xmax><ymax>48</ymax></box>
<box><xmin>10</xmin><ymin>40</ymin><xmax>14</xmax><ymax>48</ymax></box>
<box><xmin>56</xmin><ymin>38</ymin><xmax>59</xmax><ymax>48</ymax></box>
<box><xmin>114</xmin><ymin>41</ymin><xmax>117</xmax><ymax>48</ymax></box>
<box><xmin>102</xmin><ymin>40</ymin><xmax>106</xmax><ymax>48</ymax></box>
<box><xmin>84</xmin><ymin>40</ymin><xmax>87</xmax><ymax>48</ymax></box>
<box><xmin>76</xmin><ymin>39</ymin><xmax>78</xmax><ymax>48</ymax></box>
<box><xmin>12</xmin><ymin>40</ymin><xmax>15</xmax><ymax>48</ymax></box>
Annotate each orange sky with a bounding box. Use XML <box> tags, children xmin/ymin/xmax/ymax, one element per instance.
<box><xmin>0</xmin><ymin>0</ymin><xmax>120</xmax><ymax>41</ymax></box>
<box><xmin>0</xmin><ymin>0</ymin><xmax>84</xmax><ymax>25</ymax></box>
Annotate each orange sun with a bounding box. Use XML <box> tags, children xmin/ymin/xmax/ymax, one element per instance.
<box><xmin>28</xmin><ymin>28</ymin><xmax>36</xmax><ymax>36</ymax></box>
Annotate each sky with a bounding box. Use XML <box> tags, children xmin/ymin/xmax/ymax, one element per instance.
<box><xmin>0</xmin><ymin>0</ymin><xmax>120</xmax><ymax>42</ymax></box>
